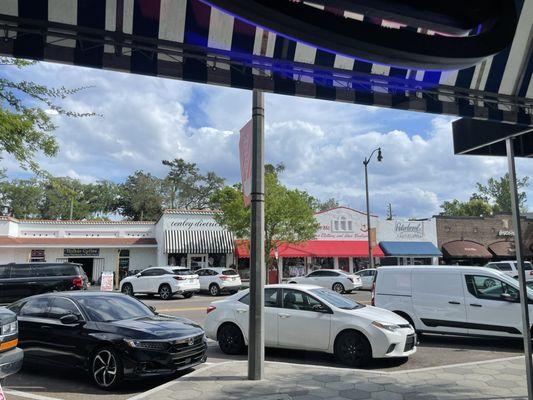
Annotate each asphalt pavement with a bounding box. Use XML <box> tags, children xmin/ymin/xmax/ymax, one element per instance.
<box><xmin>2</xmin><ymin>290</ymin><xmax>525</xmax><ymax>400</ymax></box>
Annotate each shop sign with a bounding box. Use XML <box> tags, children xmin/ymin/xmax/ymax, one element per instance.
<box><xmin>31</xmin><ymin>249</ymin><xmax>45</xmax><ymax>258</ymax></box>
<box><xmin>169</xmin><ymin>219</ymin><xmax>220</xmax><ymax>230</ymax></box>
<box><xmin>315</xmin><ymin>208</ymin><xmax>374</xmax><ymax>240</ymax></box>
<box><xmin>498</xmin><ymin>230</ymin><xmax>514</xmax><ymax>237</ymax></box>
<box><xmin>64</xmin><ymin>248</ymin><xmax>100</xmax><ymax>257</ymax></box>
<box><xmin>239</xmin><ymin>119</ymin><xmax>253</xmax><ymax>207</ymax></box>
<box><xmin>100</xmin><ymin>271</ymin><xmax>114</xmax><ymax>292</ymax></box>
<box><xmin>394</xmin><ymin>221</ymin><xmax>424</xmax><ymax>239</ymax></box>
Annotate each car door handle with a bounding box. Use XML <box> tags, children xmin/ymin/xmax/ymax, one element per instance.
<box><xmin>40</xmin><ymin>325</ymin><xmax>52</xmax><ymax>329</ymax></box>
<box><xmin>448</xmin><ymin>301</ymin><xmax>461</xmax><ymax>305</ymax></box>
<box><xmin>236</xmin><ymin>309</ymin><xmax>247</xmax><ymax>314</ymax></box>
<box><xmin>470</xmin><ymin>304</ymin><xmax>482</xmax><ymax>307</ymax></box>
<box><xmin>278</xmin><ymin>313</ymin><xmax>291</xmax><ymax>319</ymax></box>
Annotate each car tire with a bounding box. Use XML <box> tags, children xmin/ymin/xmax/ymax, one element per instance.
<box><xmin>332</xmin><ymin>282</ymin><xmax>345</xmax><ymax>294</ymax></box>
<box><xmin>334</xmin><ymin>330</ymin><xmax>372</xmax><ymax>367</ymax></box>
<box><xmin>217</xmin><ymin>323</ymin><xmax>245</xmax><ymax>355</ymax></box>
<box><xmin>229</xmin><ymin>290</ymin><xmax>238</xmax><ymax>295</ymax></box>
<box><xmin>121</xmin><ymin>283</ymin><xmax>134</xmax><ymax>297</ymax></box>
<box><xmin>158</xmin><ymin>284</ymin><xmax>173</xmax><ymax>300</ymax></box>
<box><xmin>183</xmin><ymin>292</ymin><xmax>194</xmax><ymax>299</ymax></box>
<box><xmin>90</xmin><ymin>347</ymin><xmax>124</xmax><ymax>390</ymax></box>
<box><xmin>288</xmin><ymin>281</ymin><xmax>297</xmax><ymax>284</ymax></box>
<box><xmin>209</xmin><ymin>284</ymin><xmax>221</xmax><ymax>296</ymax></box>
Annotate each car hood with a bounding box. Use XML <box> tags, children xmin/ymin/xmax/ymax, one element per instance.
<box><xmin>98</xmin><ymin>314</ymin><xmax>204</xmax><ymax>340</ymax></box>
<box><xmin>343</xmin><ymin>305</ymin><xmax>409</xmax><ymax>325</ymax></box>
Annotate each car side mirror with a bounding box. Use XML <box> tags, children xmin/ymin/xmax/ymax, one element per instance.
<box><xmin>136</xmin><ymin>273</ymin><xmax>141</xmax><ymax>278</ymax></box>
<box><xmin>148</xmin><ymin>305</ymin><xmax>157</xmax><ymax>313</ymax></box>
<box><xmin>501</xmin><ymin>292</ymin><xmax>518</xmax><ymax>302</ymax></box>
<box><xmin>60</xmin><ymin>314</ymin><xmax>80</xmax><ymax>324</ymax></box>
<box><xmin>312</xmin><ymin>304</ymin><xmax>330</xmax><ymax>313</ymax></box>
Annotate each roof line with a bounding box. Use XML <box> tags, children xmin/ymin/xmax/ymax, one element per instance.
<box><xmin>314</xmin><ymin>206</ymin><xmax>378</xmax><ymax>218</ymax></box>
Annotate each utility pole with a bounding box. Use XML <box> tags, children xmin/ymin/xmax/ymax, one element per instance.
<box><xmin>363</xmin><ymin>148</ymin><xmax>382</xmax><ymax>269</ymax></box>
<box><xmin>248</xmin><ymin>90</ymin><xmax>265</xmax><ymax>380</ymax></box>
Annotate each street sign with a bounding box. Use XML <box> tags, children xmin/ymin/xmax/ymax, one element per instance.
<box><xmin>239</xmin><ymin>119</ymin><xmax>253</xmax><ymax>207</ymax></box>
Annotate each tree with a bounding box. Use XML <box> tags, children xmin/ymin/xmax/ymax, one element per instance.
<box><xmin>211</xmin><ymin>169</ymin><xmax>319</xmax><ymax>266</ymax></box>
<box><xmin>476</xmin><ymin>173</ymin><xmax>529</xmax><ymax>213</ymax></box>
<box><xmin>117</xmin><ymin>171</ymin><xmax>163</xmax><ymax>221</ymax></box>
<box><xmin>0</xmin><ymin>57</ymin><xmax>94</xmax><ymax>173</ymax></box>
<box><xmin>84</xmin><ymin>180</ymin><xmax>120</xmax><ymax>218</ymax></box>
<box><xmin>440</xmin><ymin>197</ymin><xmax>493</xmax><ymax>217</ymax></box>
<box><xmin>40</xmin><ymin>177</ymin><xmax>92</xmax><ymax>219</ymax></box>
<box><xmin>161</xmin><ymin>158</ymin><xmax>225</xmax><ymax>210</ymax></box>
<box><xmin>0</xmin><ymin>177</ymin><xmax>43</xmax><ymax>218</ymax></box>
<box><xmin>317</xmin><ymin>198</ymin><xmax>339</xmax><ymax>211</ymax></box>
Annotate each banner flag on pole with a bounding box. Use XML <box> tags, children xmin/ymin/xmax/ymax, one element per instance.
<box><xmin>239</xmin><ymin>119</ymin><xmax>253</xmax><ymax>207</ymax></box>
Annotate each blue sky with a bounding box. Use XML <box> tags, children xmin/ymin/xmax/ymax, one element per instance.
<box><xmin>1</xmin><ymin>62</ymin><xmax>531</xmax><ymax>218</ymax></box>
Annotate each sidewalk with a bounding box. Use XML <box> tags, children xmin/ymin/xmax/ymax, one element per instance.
<box><xmin>131</xmin><ymin>356</ymin><xmax>527</xmax><ymax>400</ymax></box>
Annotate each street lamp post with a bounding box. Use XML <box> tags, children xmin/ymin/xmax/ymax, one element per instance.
<box><xmin>363</xmin><ymin>148</ymin><xmax>383</xmax><ymax>269</ymax></box>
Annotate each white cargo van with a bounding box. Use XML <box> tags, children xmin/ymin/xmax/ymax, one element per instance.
<box><xmin>373</xmin><ymin>266</ymin><xmax>532</xmax><ymax>338</ymax></box>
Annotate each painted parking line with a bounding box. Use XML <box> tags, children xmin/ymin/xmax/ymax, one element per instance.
<box><xmin>156</xmin><ymin>306</ymin><xmax>207</xmax><ymax>312</ymax></box>
<box><xmin>4</xmin><ymin>389</ymin><xmax>64</xmax><ymax>400</ymax></box>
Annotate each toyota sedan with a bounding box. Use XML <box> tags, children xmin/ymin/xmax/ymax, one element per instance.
<box><xmin>205</xmin><ymin>284</ymin><xmax>416</xmax><ymax>367</ymax></box>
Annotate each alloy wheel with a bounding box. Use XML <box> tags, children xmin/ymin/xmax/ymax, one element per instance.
<box><xmin>333</xmin><ymin>283</ymin><xmax>344</xmax><ymax>293</ymax></box>
<box><xmin>218</xmin><ymin>324</ymin><xmax>244</xmax><ymax>354</ymax></box>
<box><xmin>159</xmin><ymin>285</ymin><xmax>171</xmax><ymax>300</ymax></box>
<box><xmin>337</xmin><ymin>332</ymin><xmax>371</xmax><ymax>367</ymax></box>
<box><xmin>92</xmin><ymin>349</ymin><xmax>118</xmax><ymax>388</ymax></box>
<box><xmin>210</xmin><ymin>284</ymin><xmax>220</xmax><ymax>296</ymax></box>
<box><xmin>121</xmin><ymin>284</ymin><xmax>133</xmax><ymax>296</ymax></box>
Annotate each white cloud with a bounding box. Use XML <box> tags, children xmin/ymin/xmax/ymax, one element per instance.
<box><xmin>2</xmin><ymin>62</ymin><xmax>532</xmax><ymax>217</ymax></box>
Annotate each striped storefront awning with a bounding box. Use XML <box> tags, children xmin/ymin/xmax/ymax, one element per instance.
<box><xmin>165</xmin><ymin>230</ymin><xmax>235</xmax><ymax>254</ymax></box>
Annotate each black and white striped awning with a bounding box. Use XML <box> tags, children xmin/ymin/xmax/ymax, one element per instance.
<box><xmin>165</xmin><ymin>230</ymin><xmax>235</xmax><ymax>254</ymax></box>
<box><xmin>0</xmin><ymin>0</ymin><xmax>530</xmax><ymax>125</ymax></box>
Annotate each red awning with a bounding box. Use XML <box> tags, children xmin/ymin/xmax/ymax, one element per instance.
<box><xmin>235</xmin><ymin>240</ymin><xmax>384</xmax><ymax>258</ymax></box>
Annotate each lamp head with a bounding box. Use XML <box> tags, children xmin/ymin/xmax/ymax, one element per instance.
<box><xmin>377</xmin><ymin>148</ymin><xmax>383</xmax><ymax>162</ymax></box>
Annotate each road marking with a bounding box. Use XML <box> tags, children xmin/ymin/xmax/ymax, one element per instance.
<box><xmin>157</xmin><ymin>306</ymin><xmax>207</xmax><ymax>312</ymax></box>
<box><xmin>4</xmin><ymin>390</ymin><xmax>64</xmax><ymax>400</ymax></box>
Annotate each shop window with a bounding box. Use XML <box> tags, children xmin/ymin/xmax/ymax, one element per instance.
<box><xmin>282</xmin><ymin>257</ymin><xmax>305</xmax><ymax>278</ymax></box>
<box><xmin>334</xmin><ymin>221</ymin><xmax>339</xmax><ymax>231</ymax></box>
<box><xmin>119</xmin><ymin>249</ymin><xmax>130</xmax><ymax>269</ymax></box>
<box><xmin>208</xmin><ymin>253</ymin><xmax>226</xmax><ymax>268</ymax></box>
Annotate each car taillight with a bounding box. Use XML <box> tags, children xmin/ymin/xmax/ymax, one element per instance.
<box><xmin>173</xmin><ymin>276</ymin><xmax>186</xmax><ymax>280</ymax></box>
<box><xmin>529</xmin><ymin>271</ymin><xmax>533</xmax><ymax>275</ymax></box>
<box><xmin>219</xmin><ymin>275</ymin><xmax>229</xmax><ymax>281</ymax></box>
<box><xmin>371</xmin><ymin>282</ymin><xmax>376</xmax><ymax>306</ymax></box>
<box><xmin>72</xmin><ymin>276</ymin><xmax>84</xmax><ymax>288</ymax></box>
<box><xmin>207</xmin><ymin>305</ymin><xmax>216</xmax><ymax>314</ymax></box>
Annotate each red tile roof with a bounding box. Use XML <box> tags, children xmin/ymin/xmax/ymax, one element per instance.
<box><xmin>0</xmin><ymin>237</ymin><xmax>157</xmax><ymax>246</ymax></box>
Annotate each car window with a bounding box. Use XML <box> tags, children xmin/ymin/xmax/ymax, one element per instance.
<box><xmin>172</xmin><ymin>269</ymin><xmax>193</xmax><ymax>276</ymax></box>
<box><xmin>238</xmin><ymin>289</ymin><xmax>279</xmax><ymax>307</ymax></box>
<box><xmin>282</xmin><ymin>289</ymin><xmax>323</xmax><ymax>312</ymax></box>
<box><xmin>32</xmin><ymin>264</ymin><xmax>78</xmax><ymax>277</ymax></box>
<box><xmin>515</xmin><ymin>262</ymin><xmax>533</xmax><ymax>271</ymax></box>
<box><xmin>140</xmin><ymin>269</ymin><xmax>156</xmax><ymax>277</ymax></box>
<box><xmin>0</xmin><ymin>265</ymin><xmax>11</xmax><ymax>279</ymax></box>
<box><xmin>497</xmin><ymin>263</ymin><xmax>513</xmax><ymax>272</ymax></box>
<box><xmin>307</xmin><ymin>271</ymin><xmax>323</xmax><ymax>277</ymax></box>
<box><xmin>10</xmin><ymin>265</ymin><xmax>33</xmax><ymax>278</ymax></box>
<box><xmin>19</xmin><ymin>297</ymin><xmax>51</xmax><ymax>317</ymax></box>
<box><xmin>486</xmin><ymin>264</ymin><xmax>499</xmax><ymax>270</ymax></box>
<box><xmin>358</xmin><ymin>270</ymin><xmax>369</xmax><ymax>277</ymax></box>
<box><xmin>196</xmin><ymin>269</ymin><xmax>206</xmax><ymax>276</ymax></box>
<box><xmin>49</xmin><ymin>297</ymin><xmax>83</xmax><ymax>319</ymax></box>
<box><xmin>322</xmin><ymin>271</ymin><xmax>339</xmax><ymax>277</ymax></box>
<box><xmin>465</xmin><ymin>275</ymin><xmax>518</xmax><ymax>300</ymax></box>
<box><xmin>222</xmin><ymin>269</ymin><xmax>238</xmax><ymax>276</ymax></box>
<box><xmin>311</xmin><ymin>288</ymin><xmax>364</xmax><ymax>310</ymax></box>
<box><xmin>77</xmin><ymin>295</ymin><xmax>154</xmax><ymax>322</ymax></box>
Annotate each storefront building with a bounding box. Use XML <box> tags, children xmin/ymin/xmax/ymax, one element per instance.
<box><xmin>435</xmin><ymin>214</ymin><xmax>533</xmax><ymax>265</ymax></box>
<box><xmin>377</xmin><ymin>219</ymin><xmax>441</xmax><ymax>265</ymax></box>
<box><xmin>235</xmin><ymin>207</ymin><xmax>384</xmax><ymax>280</ymax></box>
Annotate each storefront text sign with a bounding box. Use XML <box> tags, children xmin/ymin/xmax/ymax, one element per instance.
<box><xmin>498</xmin><ymin>230</ymin><xmax>515</xmax><ymax>237</ymax></box>
<box><xmin>377</xmin><ymin>218</ymin><xmax>438</xmax><ymax>244</ymax></box>
<box><xmin>170</xmin><ymin>219</ymin><xmax>220</xmax><ymax>230</ymax></box>
<box><xmin>64</xmin><ymin>248</ymin><xmax>100</xmax><ymax>257</ymax></box>
<box><xmin>100</xmin><ymin>272</ymin><xmax>114</xmax><ymax>292</ymax></box>
<box><xmin>239</xmin><ymin>119</ymin><xmax>253</xmax><ymax>207</ymax></box>
<box><xmin>31</xmin><ymin>249</ymin><xmax>45</xmax><ymax>258</ymax></box>
<box><xmin>394</xmin><ymin>221</ymin><xmax>424</xmax><ymax>239</ymax></box>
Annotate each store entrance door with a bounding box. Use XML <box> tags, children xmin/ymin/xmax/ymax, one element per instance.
<box><xmin>188</xmin><ymin>254</ymin><xmax>207</xmax><ymax>271</ymax></box>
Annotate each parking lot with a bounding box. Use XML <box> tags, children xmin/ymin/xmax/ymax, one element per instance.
<box><xmin>3</xmin><ymin>290</ymin><xmax>525</xmax><ymax>400</ymax></box>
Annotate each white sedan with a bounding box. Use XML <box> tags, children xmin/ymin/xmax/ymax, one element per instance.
<box><xmin>205</xmin><ymin>284</ymin><xmax>416</xmax><ymax>367</ymax></box>
<box><xmin>119</xmin><ymin>266</ymin><xmax>200</xmax><ymax>300</ymax></box>
<box><xmin>288</xmin><ymin>269</ymin><xmax>362</xmax><ymax>293</ymax></box>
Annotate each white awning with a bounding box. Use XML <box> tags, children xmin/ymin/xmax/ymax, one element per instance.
<box><xmin>165</xmin><ymin>230</ymin><xmax>235</xmax><ymax>254</ymax></box>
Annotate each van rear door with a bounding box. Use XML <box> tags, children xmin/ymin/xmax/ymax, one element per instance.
<box><xmin>412</xmin><ymin>270</ymin><xmax>467</xmax><ymax>334</ymax></box>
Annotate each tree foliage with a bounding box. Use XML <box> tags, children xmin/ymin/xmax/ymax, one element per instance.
<box><xmin>0</xmin><ymin>57</ymin><xmax>94</xmax><ymax>173</ymax></box>
<box><xmin>117</xmin><ymin>171</ymin><xmax>163</xmax><ymax>221</ymax></box>
<box><xmin>211</xmin><ymin>167</ymin><xmax>320</xmax><ymax>265</ymax></box>
<box><xmin>440</xmin><ymin>174</ymin><xmax>529</xmax><ymax>217</ymax></box>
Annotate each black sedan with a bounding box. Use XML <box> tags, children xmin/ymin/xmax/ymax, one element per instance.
<box><xmin>7</xmin><ymin>292</ymin><xmax>207</xmax><ymax>390</ymax></box>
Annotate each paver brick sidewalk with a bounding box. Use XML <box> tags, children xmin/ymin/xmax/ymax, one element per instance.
<box><xmin>133</xmin><ymin>356</ymin><xmax>528</xmax><ymax>400</ymax></box>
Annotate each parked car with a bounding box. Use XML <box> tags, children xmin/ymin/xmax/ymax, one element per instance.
<box><xmin>0</xmin><ymin>307</ymin><xmax>23</xmax><ymax>382</ymax></box>
<box><xmin>0</xmin><ymin>263</ymin><xmax>89</xmax><ymax>304</ymax></box>
<box><xmin>119</xmin><ymin>266</ymin><xmax>199</xmax><ymax>300</ymax></box>
<box><xmin>354</xmin><ymin>268</ymin><xmax>377</xmax><ymax>290</ymax></box>
<box><xmin>288</xmin><ymin>269</ymin><xmax>362</xmax><ymax>293</ymax></box>
<box><xmin>205</xmin><ymin>284</ymin><xmax>416</xmax><ymax>367</ymax></box>
<box><xmin>485</xmin><ymin>261</ymin><xmax>533</xmax><ymax>281</ymax></box>
<box><xmin>373</xmin><ymin>265</ymin><xmax>533</xmax><ymax>338</ymax></box>
<box><xmin>8</xmin><ymin>292</ymin><xmax>207</xmax><ymax>390</ymax></box>
<box><xmin>196</xmin><ymin>268</ymin><xmax>242</xmax><ymax>296</ymax></box>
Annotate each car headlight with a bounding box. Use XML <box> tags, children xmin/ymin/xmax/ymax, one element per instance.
<box><xmin>372</xmin><ymin>321</ymin><xmax>401</xmax><ymax>332</ymax></box>
<box><xmin>123</xmin><ymin>339</ymin><xmax>169</xmax><ymax>351</ymax></box>
<box><xmin>1</xmin><ymin>321</ymin><xmax>18</xmax><ymax>336</ymax></box>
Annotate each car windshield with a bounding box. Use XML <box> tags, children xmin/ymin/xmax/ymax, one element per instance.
<box><xmin>77</xmin><ymin>295</ymin><xmax>154</xmax><ymax>322</ymax></box>
<box><xmin>310</xmin><ymin>288</ymin><xmax>364</xmax><ymax>310</ymax></box>
<box><xmin>514</xmin><ymin>262</ymin><xmax>533</xmax><ymax>270</ymax></box>
<box><xmin>222</xmin><ymin>269</ymin><xmax>238</xmax><ymax>276</ymax></box>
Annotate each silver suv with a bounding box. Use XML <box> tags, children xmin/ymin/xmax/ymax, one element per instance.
<box><xmin>485</xmin><ymin>261</ymin><xmax>533</xmax><ymax>281</ymax></box>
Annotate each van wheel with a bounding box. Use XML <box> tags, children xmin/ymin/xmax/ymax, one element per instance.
<box><xmin>332</xmin><ymin>282</ymin><xmax>345</xmax><ymax>293</ymax></box>
<box><xmin>335</xmin><ymin>331</ymin><xmax>372</xmax><ymax>367</ymax></box>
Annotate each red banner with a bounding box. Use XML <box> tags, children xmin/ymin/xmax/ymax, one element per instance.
<box><xmin>239</xmin><ymin>119</ymin><xmax>253</xmax><ymax>207</ymax></box>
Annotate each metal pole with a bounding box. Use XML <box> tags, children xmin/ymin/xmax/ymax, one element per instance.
<box><xmin>364</xmin><ymin>161</ymin><xmax>374</xmax><ymax>269</ymax></box>
<box><xmin>248</xmin><ymin>89</ymin><xmax>265</xmax><ymax>380</ymax></box>
<box><xmin>506</xmin><ymin>138</ymin><xmax>533</xmax><ymax>400</ymax></box>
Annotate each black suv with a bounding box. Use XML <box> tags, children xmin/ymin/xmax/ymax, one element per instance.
<box><xmin>0</xmin><ymin>307</ymin><xmax>23</xmax><ymax>381</ymax></box>
<box><xmin>0</xmin><ymin>263</ymin><xmax>89</xmax><ymax>304</ymax></box>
